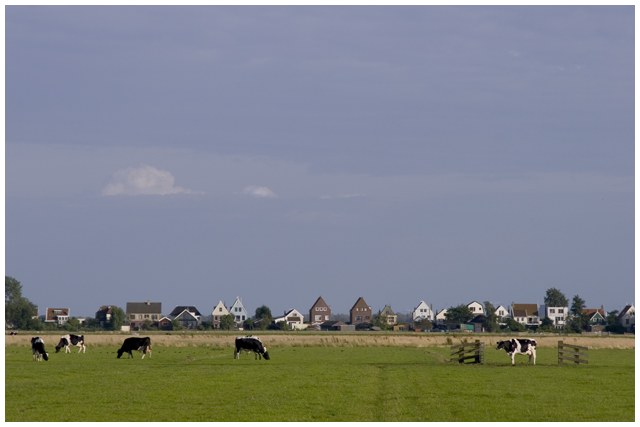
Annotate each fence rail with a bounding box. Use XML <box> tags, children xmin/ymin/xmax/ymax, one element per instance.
<box><xmin>558</xmin><ymin>340</ymin><xmax>588</xmax><ymax>365</ymax></box>
<box><xmin>450</xmin><ymin>340</ymin><xmax>484</xmax><ymax>364</ymax></box>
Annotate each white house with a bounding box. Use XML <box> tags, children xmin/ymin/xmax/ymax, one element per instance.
<box><xmin>273</xmin><ymin>308</ymin><xmax>306</xmax><ymax>330</ymax></box>
<box><xmin>544</xmin><ymin>306</ymin><xmax>569</xmax><ymax>329</ymax></box>
<box><xmin>495</xmin><ymin>305</ymin><xmax>509</xmax><ymax>320</ymax></box>
<box><xmin>467</xmin><ymin>301</ymin><xmax>484</xmax><ymax>316</ymax></box>
<box><xmin>229</xmin><ymin>297</ymin><xmax>249</xmax><ymax>325</ymax></box>
<box><xmin>211</xmin><ymin>301</ymin><xmax>230</xmax><ymax>329</ymax></box>
<box><xmin>435</xmin><ymin>309</ymin><xmax>448</xmax><ymax>325</ymax></box>
<box><xmin>511</xmin><ymin>303</ymin><xmax>540</xmax><ymax>327</ymax></box>
<box><xmin>412</xmin><ymin>301</ymin><xmax>435</xmax><ymax>322</ymax></box>
<box><xmin>618</xmin><ymin>304</ymin><xmax>635</xmax><ymax>332</ymax></box>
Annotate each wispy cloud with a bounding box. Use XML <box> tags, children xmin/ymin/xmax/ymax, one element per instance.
<box><xmin>241</xmin><ymin>186</ymin><xmax>277</xmax><ymax>198</ymax></box>
<box><xmin>102</xmin><ymin>165</ymin><xmax>202</xmax><ymax>196</ymax></box>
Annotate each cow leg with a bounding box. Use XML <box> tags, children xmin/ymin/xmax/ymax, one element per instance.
<box><xmin>234</xmin><ymin>349</ymin><xmax>239</xmax><ymax>359</ymax></box>
<box><xmin>128</xmin><ymin>351</ymin><xmax>132</xmax><ymax>359</ymax></box>
<box><xmin>511</xmin><ymin>353</ymin><xmax>515</xmax><ymax>365</ymax></box>
<box><xmin>66</xmin><ymin>346</ymin><xmax>70</xmax><ymax>354</ymax></box>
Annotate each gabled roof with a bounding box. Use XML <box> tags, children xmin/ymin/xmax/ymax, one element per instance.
<box><xmin>470</xmin><ymin>314</ymin><xmax>487</xmax><ymax>323</ymax></box>
<box><xmin>618</xmin><ymin>304</ymin><xmax>634</xmax><ymax>319</ymax></box>
<box><xmin>126</xmin><ymin>302</ymin><xmax>162</xmax><ymax>314</ymax></box>
<box><xmin>583</xmin><ymin>308</ymin><xmax>605</xmax><ymax>319</ymax></box>
<box><xmin>513</xmin><ymin>310</ymin><xmax>527</xmax><ymax>317</ymax></box>
<box><xmin>467</xmin><ymin>301</ymin><xmax>483</xmax><ymax>307</ymax></box>
<box><xmin>46</xmin><ymin>308</ymin><xmax>69</xmax><ymax>321</ymax></box>
<box><xmin>512</xmin><ymin>303</ymin><xmax>538</xmax><ymax>317</ymax></box>
<box><xmin>170</xmin><ymin>306</ymin><xmax>202</xmax><ymax>317</ymax></box>
<box><xmin>381</xmin><ymin>305</ymin><xmax>395</xmax><ymax>316</ymax></box>
<box><xmin>350</xmin><ymin>297</ymin><xmax>370</xmax><ymax>311</ymax></box>
<box><xmin>174</xmin><ymin>309</ymin><xmax>198</xmax><ymax>321</ymax></box>
<box><xmin>414</xmin><ymin>300</ymin><xmax>429</xmax><ymax>310</ymax></box>
<box><xmin>311</xmin><ymin>296</ymin><xmax>330</xmax><ymax>308</ymax></box>
<box><xmin>320</xmin><ymin>321</ymin><xmax>346</xmax><ymax>327</ymax></box>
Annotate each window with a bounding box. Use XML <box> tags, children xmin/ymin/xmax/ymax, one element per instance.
<box><xmin>558</xmin><ymin>309</ymin><xmax>564</xmax><ymax>314</ymax></box>
<box><xmin>325</xmin><ymin>315</ymin><xmax>329</xmax><ymax>320</ymax></box>
<box><xmin>219</xmin><ymin>307</ymin><xmax>223</xmax><ymax>312</ymax></box>
<box><xmin>356</xmin><ymin>316</ymin><xmax>362</xmax><ymax>321</ymax></box>
<box><xmin>242</xmin><ymin>316</ymin><xmax>245</xmax><ymax>321</ymax></box>
<box><xmin>137</xmin><ymin>314</ymin><xmax>142</xmax><ymax>319</ymax></box>
<box><xmin>144</xmin><ymin>314</ymin><xmax>149</xmax><ymax>319</ymax></box>
<box><xmin>315</xmin><ymin>315</ymin><xmax>322</xmax><ymax>321</ymax></box>
<box><xmin>152</xmin><ymin>314</ymin><xmax>158</xmax><ymax>319</ymax></box>
<box><xmin>549</xmin><ymin>309</ymin><xmax>555</xmax><ymax>314</ymax></box>
<box><xmin>214</xmin><ymin>316</ymin><xmax>218</xmax><ymax>321</ymax></box>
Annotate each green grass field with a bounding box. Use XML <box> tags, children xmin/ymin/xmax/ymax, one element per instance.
<box><xmin>5</xmin><ymin>345</ymin><xmax>634</xmax><ymax>422</ymax></box>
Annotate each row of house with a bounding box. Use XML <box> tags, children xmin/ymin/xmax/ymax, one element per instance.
<box><xmin>43</xmin><ymin>297</ymin><xmax>635</xmax><ymax>333</ymax></box>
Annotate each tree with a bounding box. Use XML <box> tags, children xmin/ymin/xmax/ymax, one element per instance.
<box><xmin>219</xmin><ymin>314</ymin><xmax>235</xmax><ymax>330</ymax></box>
<box><xmin>544</xmin><ymin>288</ymin><xmax>569</xmax><ymax>308</ymax></box>
<box><xmin>444</xmin><ymin>305</ymin><xmax>474</xmax><ymax>324</ymax></box>
<box><xmin>567</xmin><ymin>294</ymin><xmax>589</xmax><ymax>333</ymax></box>
<box><xmin>604</xmin><ymin>310</ymin><xmax>625</xmax><ymax>334</ymax></box>
<box><xmin>482</xmin><ymin>301</ymin><xmax>500</xmax><ymax>332</ymax></box>
<box><xmin>5</xmin><ymin>276</ymin><xmax>39</xmax><ymax>330</ymax></box>
<box><xmin>109</xmin><ymin>306</ymin><xmax>125</xmax><ymax>331</ymax></box>
<box><xmin>140</xmin><ymin>319</ymin><xmax>154</xmax><ymax>331</ymax></box>
<box><xmin>254</xmin><ymin>306</ymin><xmax>273</xmax><ymax>330</ymax></box>
<box><xmin>414</xmin><ymin>317</ymin><xmax>433</xmax><ymax>330</ymax></box>
<box><xmin>539</xmin><ymin>317</ymin><xmax>555</xmax><ymax>331</ymax></box>
<box><xmin>169</xmin><ymin>319</ymin><xmax>183</xmax><ymax>331</ymax></box>
<box><xmin>64</xmin><ymin>317</ymin><xmax>81</xmax><ymax>331</ymax></box>
<box><xmin>502</xmin><ymin>318</ymin><xmax>526</xmax><ymax>332</ymax></box>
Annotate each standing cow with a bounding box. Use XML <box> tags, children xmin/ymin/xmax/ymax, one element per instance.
<box><xmin>117</xmin><ymin>337</ymin><xmax>152</xmax><ymax>359</ymax></box>
<box><xmin>234</xmin><ymin>336</ymin><xmax>270</xmax><ymax>360</ymax></box>
<box><xmin>496</xmin><ymin>338</ymin><xmax>537</xmax><ymax>365</ymax></box>
<box><xmin>56</xmin><ymin>334</ymin><xmax>86</xmax><ymax>354</ymax></box>
<box><xmin>31</xmin><ymin>337</ymin><xmax>49</xmax><ymax>361</ymax></box>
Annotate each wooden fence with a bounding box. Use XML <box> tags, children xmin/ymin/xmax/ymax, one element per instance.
<box><xmin>558</xmin><ymin>340</ymin><xmax>588</xmax><ymax>365</ymax></box>
<box><xmin>450</xmin><ymin>340</ymin><xmax>484</xmax><ymax>365</ymax></box>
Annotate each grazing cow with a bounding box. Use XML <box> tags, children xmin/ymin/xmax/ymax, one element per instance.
<box><xmin>235</xmin><ymin>336</ymin><xmax>270</xmax><ymax>360</ymax></box>
<box><xmin>117</xmin><ymin>337</ymin><xmax>152</xmax><ymax>359</ymax></box>
<box><xmin>56</xmin><ymin>334</ymin><xmax>85</xmax><ymax>354</ymax></box>
<box><xmin>31</xmin><ymin>337</ymin><xmax>49</xmax><ymax>361</ymax></box>
<box><xmin>496</xmin><ymin>338</ymin><xmax>537</xmax><ymax>365</ymax></box>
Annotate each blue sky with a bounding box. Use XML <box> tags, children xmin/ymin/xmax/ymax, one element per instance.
<box><xmin>5</xmin><ymin>6</ymin><xmax>634</xmax><ymax>318</ymax></box>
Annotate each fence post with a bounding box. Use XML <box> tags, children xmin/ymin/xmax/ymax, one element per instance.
<box><xmin>558</xmin><ymin>341</ymin><xmax>563</xmax><ymax>365</ymax></box>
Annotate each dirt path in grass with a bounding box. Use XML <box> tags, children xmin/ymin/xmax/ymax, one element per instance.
<box><xmin>4</xmin><ymin>333</ymin><xmax>634</xmax><ymax>349</ymax></box>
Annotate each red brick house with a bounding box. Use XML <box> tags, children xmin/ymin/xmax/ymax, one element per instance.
<box><xmin>309</xmin><ymin>296</ymin><xmax>331</xmax><ymax>325</ymax></box>
<box><xmin>350</xmin><ymin>297</ymin><xmax>372</xmax><ymax>324</ymax></box>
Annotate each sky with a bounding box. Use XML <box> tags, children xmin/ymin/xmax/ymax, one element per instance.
<box><xmin>5</xmin><ymin>6</ymin><xmax>635</xmax><ymax>319</ymax></box>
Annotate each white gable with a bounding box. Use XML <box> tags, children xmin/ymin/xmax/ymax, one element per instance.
<box><xmin>467</xmin><ymin>301</ymin><xmax>484</xmax><ymax>314</ymax></box>
<box><xmin>413</xmin><ymin>301</ymin><xmax>434</xmax><ymax>321</ymax></box>
<box><xmin>211</xmin><ymin>301</ymin><xmax>229</xmax><ymax>317</ymax></box>
<box><xmin>495</xmin><ymin>305</ymin><xmax>509</xmax><ymax>318</ymax></box>
<box><xmin>229</xmin><ymin>297</ymin><xmax>249</xmax><ymax>323</ymax></box>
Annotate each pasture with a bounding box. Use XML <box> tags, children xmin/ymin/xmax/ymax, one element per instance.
<box><xmin>5</xmin><ymin>334</ymin><xmax>634</xmax><ymax>422</ymax></box>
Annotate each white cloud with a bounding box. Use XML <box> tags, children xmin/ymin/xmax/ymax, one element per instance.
<box><xmin>241</xmin><ymin>186</ymin><xmax>277</xmax><ymax>198</ymax></box>
<box><xmin>102</xmin><ymin>165</ymin><xmax>201</xmax><ymax>196</ymax></box>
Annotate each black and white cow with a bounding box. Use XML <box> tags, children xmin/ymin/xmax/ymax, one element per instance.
<box><xmin>56</xmin><ymin>334</ymin><xmax>86</xmax><ymax>354</ymax></box>
<box><xmin>31</xmin><ymin>337</ymin><xmax>49</xmax><ymax>361</ymax></box>
<box><xmin>496</xmin><ymin>338</ymin><xmax>537</xmax><ymax>365</ymax></box>
<box><xmin>235</xmin><ymin>336</ymin><xmax>270</xmax><ymax>360</ymax></box>
<box><xmin>117</xmin><ymin>337</ymin><xmax>152</xmax><ymax>359</ymax></box>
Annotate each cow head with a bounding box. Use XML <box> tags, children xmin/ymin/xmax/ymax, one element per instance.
<box><xmin>262</xmin><ymin>348</ymin><xmax>270</xmax><ymax>360</ymax></box>
<box><xmin>496</xmin><ymin>341</ymin><xmax>508</xmax><ymax>351</ymax></box>
<box><xmin>55</xmin><ymin>338</ymin><xmax>68</xmax><ymax>353</ymax></box>
<box><xmin>116</xmin><ymin>349</ymin><xmax>124</xmax><ymax>358</ymax></box>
